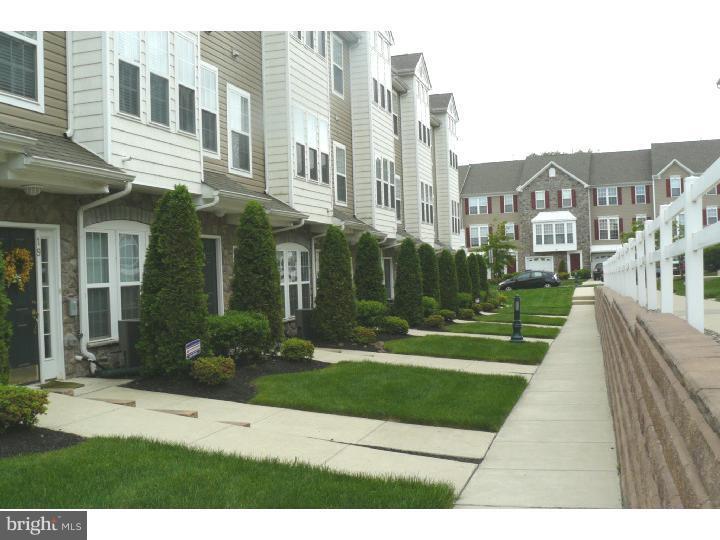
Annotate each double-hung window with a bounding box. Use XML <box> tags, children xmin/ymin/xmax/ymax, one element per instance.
<box><xmin>374</xmin><ymin>155</ymin><xmax>395</xmax><ymax>209</ymax></box>
<box><xmin>505</xmin><ymin>222</ymin><xmax>515</xmax><ymax>240</ymax></box>
<box><xmin>421</xmin><ymin>182</ymin><xmax>434</xmax><ymax>224</ymax></box>
<box><xmin>635</xmin><ymin>214</ymin><xmax>647</xmax><ymax>225</ymax></box>
<box><xmin>670</xmin><ymin>176</ymin><xmax>682</xmax><ymax>197</ymax></box>
<box><xmin>334</xmin><ymin>142</ymin><xmax>347</xmax><ymax>204</ymax></box>
<box><xmin>117</xmin><ymin>32</ymin><xmax>141</xmax><ymax>116</ymax></box>
<box><xmin>561</xmin><ymin>188</ymin><xmax>572</xmax><ymax>208</ymax></box>
<box><xmin>535</xmin><ymin>190</ymin><xmax>546</xmax><ymax>210</ymax></box>
<box><xmin>331</xmin><ymin>36</ymin><xmax>344</xmax><ymax>96</ymax></box>
<box><xmin>475</xmin><ymin>225</ymin><xmax>489</xmax><ymax>246</ymax></box>
<box><xmin>451</xmin><ymin>201</ymin><xmax>461</xmax><ymax>234</ymax></box>
<box><xmin>0</xmin><ymin>31</ymin><xmax>44</xmax><ymax>111</ymax></box>
<box><xmin>276</xmin><ymin>244</ymin><xmax>311</xmax><ymax>320</ymax></box>
<box><xmin>147</xmin><ymin>32</ymin><xmax>169</xmax><ymax>126</ymax></box>
<box><xmin>319</xmin><ymin>119</ymin><xmax>329</xmax><ymax>184</ymax></box>
<box><xmin>305</xmin><ymin>31</ymin><xmax>315</xmax><ymax>50</ymax></box>
<box><xmin>395</xmin><ymin>176</ymin><xmax>402</xmax><ymax>220</ymax></box>
<box><xmin>598</xmin><ymin>217</ymin><xmax>619</xmax><ymax>240</ymax></box>
<box><xmin>200</xmin><ymin>63</ymin><xmax>219</xmax><ymax>155</ymax></box>
<box><xmin>634</xmin><ymin>185</ymin><xmax>646</xmax><ymax>204</ymax></box>
<box><xmin>307</xmin><ymin>115</ymin><xmax>319</xmax><ymax>181</ymax></box>
<box><xmin>543</xmin><ymin>224</ymin><xmax>554</xmax><ymax>244</ymax></box>
<box><xmin>707</xmin><ymin>207</ymin><xmax>718</xmax><ymax>226</ymax></box>
<box><xmin>294</xmin><ymin>108</ymin><xmax>306</xmax><ymax>177</ymax></box>
<box><xmin>392</xmin><ymin>91</ymin><xmax>400</xmax><ymax>136</ymax></box>
<box><xmin>317</xmin><ymin>32</ymin><xmax>326</xmax><ymax>58</ymax></box>
<box><xmin>598</xmin><ymin>186</ymin><xmax>618</xmax><ymax>206</ymax></box>
<box><xmin>468</xmin><ymin>196</ymin><xmax>488</xmax><ymax>215</ymax></box>
<box><xmin>228</xmin><ymin>85</ymin><xmax>251</xmax><ymax>175</ymax></box>
<box><xmin>176</xmin><ymin>35</ymin><xmax>197</xmax><ymax>134</ymax></box>
<box><xmin>503</xmin><ymin>194</ymin><xmax>514</xmax><ymax>213</ymax></box>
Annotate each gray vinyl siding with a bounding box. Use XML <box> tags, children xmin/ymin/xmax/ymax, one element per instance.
<box><xmin>201</xmin><ymin>31</ymin><xmax>265</xmax><ymax>194</ymax></box>
<box><xmin>0</xmin><ymin>31</ymin><xmax>67</xmax><ymax>135</ymax></box>
<box><xmin>330</xmin><ymin>34</ymin><xmax>353</xmax><ymax>210</ymax></box>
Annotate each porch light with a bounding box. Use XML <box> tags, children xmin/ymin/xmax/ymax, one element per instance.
<box><xmin>23</xmin><ymin>185</ymin><xmax>42</xmax><ymax>196</ymax></box>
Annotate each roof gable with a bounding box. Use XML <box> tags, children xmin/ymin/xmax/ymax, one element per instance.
<box><xmin>651</xmin><ymin>139</ymin><xmax>720</xmax><ymax>176</ymax></box>
<box><xmin>429</xmin><ymin>93</ymin><xmax>458</xmax><ymax>121</ymax></box>
<box><xmin>517</xmin><ymin>160</ymin><xmax>589</xmax><ymax>191</ymax></box>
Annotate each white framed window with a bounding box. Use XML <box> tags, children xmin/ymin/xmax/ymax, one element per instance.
<box><xmin>451</xmin><ymin>201</ymin><xmax>461</xmax><ymax>235</ymax></box>
<box><xmin>635</xmin><ymin>214</ymin><xmax>647</xmax><ymax>225</ymax></box>
<box><xmin>374</xmin><ymin>154</ymin><xmax>395</xmax><ymax>209</ymax></box>
<box><xmin>176</xmin><ymin>34</ymin><xmax>197</xmax><ymax>134</ymax></box>
<box><xmin>634</xmin><ymin>185</ymin><xmax>646</xmax><ymax>204</ymax></box>
<box><xmin>503</xmin><ymin>194</ymin><xmax>514</xmax><ymax>213</ymax></box>
<box><xmin>382</xmin><ymin>257</ymin><xmax>394</xmax><ymax>300</ymax></box>
<box><xmin>505</xmin><ymin>222</ymin><xmax>515</xmax><ymax>240</ymax></box>
<box><xmin>319</xmin><ymin>119</ymin><xmax>330</xmax><ymax>185</ymax></box>
<box><xmin>597</xmin><ymin>186</ymin><xmax>618</xmax><ymax>206</ymax></box>
<box><xmin>200</xmin><ymin>63</ymin><xmax>220</xmax><ymax>156</ymax></box>
<box><xmin>534</xmin><ymin>221</ymin><xmax>574</xmax><ymax>245</ymax></box>
<box><xmin>331</xmin><ymin>36</ymin><xmax>344</xmax><ymax>97</ymax></box>
<box><xmin>469</xmin><ymin>224</ymin><xmax>489</xmax><ymax>247</ymax></box>
<box><xmin>421</xmin><ymin>182</ymin><xmax>434</xmax><ymax>224</ymax></box>
<box><xmin>293</xmin><ymin>107</ymin><xmax>306</xmax><ymax>178</ymax></box>
<box><xmin>307</xmin><ymin>114</ymin><xmax>319</xmax><ymax>181</ymax></box>
<box><xmin>333</xmin><ymin>141</ymin><xmax>347</xmax><ymax>205</ymax></box>
<box><xmin>468</xmin><ymin>196</ymin><xmax>488</xmax><ymax>215</ymax></box>
<box><xmin>84</xmin><ymin>222</ymin><xmax>150</xmax><ymax>343</ymax></box>
<box><xmin>305</xmin><ymin>31</ymin><xmax>316</xmax><ymax>50</ymax></box>
<box><xmin>117</xmin><ymin>32</ymin><xmax>141</xmax><ymax>117</ymax></box>
<box><xmin>535</xmin><ymin>190</ymin><xmax>546</xmax><ymax>210</ymax></box>
<box><xmin>395</xmin><ymin>175</ymin><xmax>402</xmax><ymax>221</ymax></box>
<box><xmin>598</xmin><ymin>217</ymin><xmax>620</xmax><ymax>240</ymax></box>
<box><xmin>317</xmin><ymin>31</ymin><xmax>326</xmax><ymax>58</ymax></box>
<box><xmin>147</xmin><ymin>32</ymin><xmax>169</xmax><ymax>126</ymax></box>
<box><xmin>0</xmin><ymin>31</ymin><xmax>45</xmax><ymax>112</ymax></box>
<box><xmin>228</xmin><ymin>84</ymin><xmax>251</xmax><ymax>176</ymax></box>
<box><xmin>707</xmin><ymin>207</ymin><xmax>718</xmax><ymax>226</ymax></box>
<box><xmin>670</xmin><ymin>175</ymin><xmax>682</xmax><ymax>197</ymax></box>
<box><xmin>561</xmin><ymin>188</ymin><xmax>572</xmax><ymax>208</ymax></box>
<box><xmin>276</xmin><ymin>243</ymin><xmax>311</xmax><ymax>320</ymax></box>
<box><xmin>549</xmin><ymin>167</ymin><xmax>556</xmax><ymax>178</ymax></box>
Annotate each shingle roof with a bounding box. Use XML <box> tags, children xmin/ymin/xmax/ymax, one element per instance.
<box><xmin>333</xmin><ymin>207</ymin><xmax>369</xmax><ymax>228</ymax></box>
<box><xmin>391</xmin><ymin>53</ymin><xmax>422</xmax><ymax>74</ymax></box>
<box><xmin>203</xmin><ymin>171</ymin><xmax>303</xmax><ymax>215</ymax></box>
<box><xmin>590</xmin><ymin>149</ymin><xmax>651</xmax><ymax>185</ymax></box>
<box><xmin>521</xmin><ymin>152</ymin><xmax>591</xmax><ymax>184</ymax></box>
<box><xmin>0</xmin><ymin>121</ymin><xmax>122</xmax><ymax>173</ymax></box>
<box><xmin>460</xmin><ymin>160</ymin><xmax>525</xmax><ymax>195</ymax></box>
<box><xmin>429</xmin><ymin>93</ymin><xmax>452</xmax><ymax>111</ymax></box>
<box><xmin>650</xmin><ymin>139</ymin><xmax>720</xmax><ymax>176</ymax></box>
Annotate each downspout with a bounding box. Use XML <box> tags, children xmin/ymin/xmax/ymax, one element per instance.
<box><xmin>76</xmin><ymin>182</ymin><xmax>133</xmax><ymax>373</ymax></box>
<box><xmin>196</xmin><ymin>193</ymin><xmax>220</xmax><ymax>212</ymax></box>
<box><xmin>273</xmin><ymin>217</ymin><xmax>306</xmax><ymax>234</ymax></box>
<box><xmin>64</xmin><ymin>31</ymin><xmax>74</xmax><ymax>138</ymax></box>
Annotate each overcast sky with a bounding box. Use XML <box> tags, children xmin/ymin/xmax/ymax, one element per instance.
<box><xmin>391</xmin><ymin>2</ymin><xmax>720</xmax><ymax>165</ymax></box>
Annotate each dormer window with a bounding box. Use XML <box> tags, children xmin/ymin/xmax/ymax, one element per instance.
<box><xmin>549</xmin><ymin>167</ymin><xmax>556</xmax><ymax>178</ymax></box>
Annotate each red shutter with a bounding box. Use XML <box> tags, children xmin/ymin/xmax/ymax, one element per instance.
<box><xmin>488</xmin><ymin>197</ymin><xmax>493</xmax><ymax>214</ymax></box>
<box><xmin>632</xmin><ymin>217</ymin><xmax>636</xmax><ymax>225</ymax></box>
<box><xmin>631</xmin><ymin>186</ymin><xmax>636</xmax><ymax>204</ymax></box>
<box><xmin>716</xmin><ymin>184</ymin><xmax>720</xmax><ymax>195</ymax></box>
<box><xmin>619</xmin><ymin>218</ymin><xmax>624</xmax><ymax>234</ymax></box>
<box><xmin>703</xmin><ymin>209</ymin><xmax>708</xmax><ymax>226</ymax></box>
<box><xmin>617</xmin><ymin>187</ymin><xmax>623</xmax><ymax>205</ymax></box>
<box><xmin>594</xmin><ymin>219</ymin><xmax>599</xmax><ymax>240</ymax></box>
<box><xmin>571</xmin><ymin>189</ymin><xmax>576</xmax><ymax>207</ymax></box>
<box><xmin>666</xmin><ymin>178</ymin><xmax>671</xmax><ymax>197</ymax></box>
<box><xmin>647</xmin><ymin>184</ymin><xmax>652</xmax><ymax>203</ymax></box>
<box><xmin>545</xmin><ymin>191</ymin><xmax>550</xmax><ymax>208</ymax></box>
<box><xmin>531</xmin><ymin>191</ymin><xmax>536</xmax><ymax>209</ymax></box>
<box><xmin>500</xmin><ymin>195</ymin><xmax>504</xmax><ymax>214</ymax></box>
<box><xmin>681</xmin><ymin>178</ymin><xmax>685</xmax><ymax>193</ymax></box>
<box><xmin>557</xmin><ymin>190</ymin><xmax>562</xmax><ymax>208</ymax></box>
<box><xmin>465</xmin><ymin>227</ymin><xmax>470</xmax><ymax>247</ymax></box>
<box><xmin>463</xmin><ymin>198</ymin><xmax>469</xmax><ymax>214</ymax></box>
<box><xmin>488</xmin><ymin>225</ymin><xmax>493</xmax><ymax>235</ymax></box>
<box><xmin>514</xmin><ymin>224</ymin><xmax>519</xmax><ymax>240</ymax></box>
<box><xmin>513</xmin><ymin>194</ymin><xmax>518</xmax><ymax>212</ymax></box>
<box><xmin>592</xmin><ymin>188</ymin><xmax>598</xmax><ymax>206</ymax></box>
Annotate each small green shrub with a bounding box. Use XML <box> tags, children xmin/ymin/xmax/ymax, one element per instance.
<box><xmin>423</xmin><ymin>314</ymin><xmax>445</xmax><ymax>329</ymax></box>
<box><xmin>422</xmin><ymin>296</ymin><xmax>439</xmax><ymax>317</ymax></box>
<box><xmin>457</xmin><ymin>292</ymin><xmax>473</xmax><ymax>309</ymax></box>
<box><xmin>190</xmin><ymin>356</ymin><xmax>235</xmax><ymax>386</ymax></box>
<box><xmin>356</xmin><ymin>300</ymin><xmax>389</xmax><ymax>327</ymax></box>
<box><xmin>437</xmin><ymin>309</ymin><xmax>456</xmax><ymax>322</ymax></box>
<box><xmin>573</xmin><ymin>268</ymin><xmax>591</xmax><ymax>280</ymax></box>
<box><xmin>0</xmin><ymin>386</ymin><xmax>49</xmax><ymax>432</ymax></box>
<box><xmin>280</xmin><ymin>338</ymin><xmax>315</xmax><ymax>362</ymax></box>
<box><xmin>558</xmin><ymin>272</ymin><xmax>570</xmax><ymax>280</ymax></box>
<box><xmin>0</xmin><ymin>245</ymin><xmax>10</xmax><ymax>385</ymax></box>
<box><xmin>380</xmin><ymin>316</ymin><xmax>409</xmax><ymax>335</ymax></box>
<box><xmin>458</xmin><ymin>308</ymin><xmax>475</xmax><ymax>320</ymax></box>
<box><xmin>207</xmin><ymin>311</ymin><xmax>272</xmax><ymax>361</ymax></box>
<box><xmin>557</xmin><ymin>258</ymin><xmax>568</xmax><ymax>275</ymax></box>
<box><xmin>480</xmin><ymin>302</ymin><xmax>495</xmax><ymax>312</ymax></box>
<box><xmin>472</xmin><ymin>303</ymin><xmax>484</xmax><ymax>315</ymax></box>
<box><xmin>497</xmin><ymin>293</ymin><xmax>508</xmax><ymax>305</ymax></box>
<box><xmin>351</xmin><ymin>325</ymin><xmax>378</xmax><ymax>345</ymax></box>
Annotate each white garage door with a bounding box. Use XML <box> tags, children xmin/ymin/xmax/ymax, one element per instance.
<box><xmin>525</xmin><ymin>256</ymin><xmax>554</xmax><ymax>273</ymax></box>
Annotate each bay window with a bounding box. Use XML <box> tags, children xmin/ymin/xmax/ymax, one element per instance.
<box><xmin>598</xmin><ymin>186</ymin><xmax>618</xmax><ymax>206</ymax></box>
<box><xmin>307</xmin><ymin>115</ymin><xmax>319</xmax><ymax>181</ymax></box>
<box><xmin>176</xmin><ymin>34</ymin><xmax>197</xmax><ymax>133</ymax></box>
<box><xmin>452</xmin><ymin>201</ymin><xmax>461</xmax><ymax>235</ymax></box>
<box><xmin>148</xmin><ymin>32</ymin><xmax>169</xmax><ymax>126</ymax></box>
<box><xmin>421</xmin><ymin>182</ymin><xmax>434</xmax><ymax>224</ymax></box>
<box><xmin>277</xmin><ymin>243</ymin><xmax>311</xmax><ymax>319</ymax></box>
<box><xmin>228</xmin><ymin>84</ymin><xmax>251</xmax><ymax>175</ymax></box>
<box><xmin>117</xmin><ymin>32</ymin><xmax>141</xmax><ymax>116</ymax></box>
<box><xmin>634</xmin><ymin>185</ymin><xmax>646</xmax><ymax>204</ymax></box>
<box><xmin>293</xmin><ymin>106</ymin><xmax>329</xmax><ymax>185</ymax></box>
<box><xmin>334</xmin><ymin>142</ymin><xmax>347</xmax><ymax>204</ymax></box>
<box><xmin>200</xmin><ymin>63</ymin><xmax>219</xmax><ymax>155</ymax></box>
<box><xmin>374</xmin><ymin>154</ymin><xmax>395</xmax><ymax>209</ymax></box>
<box><xmin>533</xmin><ymin>221</ymin><xmax>575</xmax><ymax>248</ymax></box>
<box><xmin>294</xmin><ymin>107</ymin><xmax>306</xmax><ymax>177</ymax></box>
<box><xmin>0</xmin><ymin>31</ymin><xmax>44</xmax><ymax>111</ymax></box>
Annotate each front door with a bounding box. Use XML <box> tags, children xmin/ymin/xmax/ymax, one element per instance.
<box><xmin>202</xmin><ymin>238</ymin><xmax>220</xmax><ymax>315</ymax></box>
<box><xmin>569</xmin><ymin>252</ymin><xmax>581</xmax><ymax>272</ymax></box>
<box><xmin>0</xmin><ymin>227</ymin><xmax>39</xmax><ymax>384</ymax></box>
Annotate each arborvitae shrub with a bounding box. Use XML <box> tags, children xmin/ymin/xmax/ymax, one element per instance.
<box><xmin>393</xmin><ymin>239</ymin><xmax>424</xmax><ymax>326</ymax></box>
<box><xmin>0</xmin><ymin>246</ymin><xmax>11</xmax><ymax>385</ymax></box>
<box><xmin>418</xmin><ymin>243</ymin><xmax>440</xmax><ymax>300</ymax></box>
<box><xmin>438</xmin><ymin>250</ymin><xmax>459</xmax><ymax>312</ymax></box>
<box><xmin>557</xmin><ymin>258</ymin><xmax>567</xmax><ymax>274</ymax></box>
<box><xmin>355</xmin><ymin>232</ymin><xmax>386</xmax><ymax>303</ymax></box>
<box><xmin>468</xmin><ymin>253</ymin><xmax>482</xmax><ymax>301</ymax></box>
<box><xmin>315</xmin><ymin>225</ymin><xmax>356</xmax><ymax>342</ymax></box>
<box><xmin>477</xmin><ymin>254</ymin><xmax>489</xmax><ymax>293</ymax></box>
<box><xmin>455</xmin><ymin>249</ymin><xmax>472</xmax><ymax>294</ymax></box>
<box><xmin>139</xmin><ymin>185</ymin><xmax>208</xmax><ymax>376</ymax></box>
<box><xmin>230</xmin><ymin>201</ymin><xmax>283</xmax><ymax>343</ymax></box>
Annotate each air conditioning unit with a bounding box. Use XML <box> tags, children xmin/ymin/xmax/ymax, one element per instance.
<box><xmin>294</xmin><ymin>309</ymin><xmax>315</xmax><ymax>340</ymax></box>
<box><xmin>118</xmin><ymin>319</ymin><xmax>141</xmax><ymax>367</ymax></box>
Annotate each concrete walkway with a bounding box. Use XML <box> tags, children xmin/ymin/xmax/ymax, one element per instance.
<box><xmin>660</xmin><ymin>291</ymin><xmax>720</xmax><ymax>334</ymax></box>
<box><xmin>408</xmin><ymin>328</ymin><xmax>553</xmax><ymax>344</ymax></box>
<box><xmin>456</xmin><ymin>288</ymin><xmax>622</xmax><ymax>508</ymax></box>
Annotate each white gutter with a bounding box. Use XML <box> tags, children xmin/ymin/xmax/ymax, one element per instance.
<box><xmin>64</xmin><ymin>31</ymin><xmax>74</xmax><ymax>138</ymax></box>
<box><xmin>195</xmin><ymin>192</ymin><xmax>220</xmax><ymax>212</ymax></box>
<box><xmin>76</xmin><ymin>182</ymin><xmax>133</xmax><ymax>372</ymax></box>
<box><xmin>273</xmin><ymin>218</ymin><xmax>306</xmax><ymax>234</ymax></box>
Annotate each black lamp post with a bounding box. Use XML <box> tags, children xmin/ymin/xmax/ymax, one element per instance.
<box><xmin>510</xmin><ymin>294</ymin><xmax>523</xmax><ymax>342</ymax></box>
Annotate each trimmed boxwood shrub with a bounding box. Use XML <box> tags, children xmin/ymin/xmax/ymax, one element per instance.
<box><xmin>0</xmin><ymin>386</ymin><xmax>48</xmax><ymax>432</ymax></box>
<box><xmin>394</xmin><ymin>238</ymin><xmax>424</xmax><ymax>326</ymax></box>
<box><xmin>418</xmin><ymin>243</ymin><xmax>440</xmax><ymax>300</ymax></box>
<box><xmin>351</xmin><ymin>325</ymin><xmax>378</xmax><ymax>345</ymax></box>
<box><xmin>380</xmin><ymin>315</ymin><xmax>409</xmax><ymax>335</ymax></box>
<box><xmin>355</xmin><ymin>232</ymin><xmax>386</xmax><ymax>303</ymax></box>
<box><xmin>423</xmin><ymin>314</ymin><xmax>445</xmax><ymax>329</ymax></box>
<box><xmin>207</xmin><ymin>311</ymin><xmax>271</xmax><ymax>361</ymax></box>
<box><xmin>455</xmin><ymin>250</ymin><xmax>472</xmax><ymax>294</ymax></box>
<box><xmin>457</xmin><ymin>292</ymin><xmax>473</xmax><ymax>309</ymax></box>
<box><xmin>356</xmin><ymin>300</ymin><xmax>388</xmax><ymax>327</ymax></box>
<box><xmin>437</xmin><ymin>309</ymin><xmax>456</xmax><ymax>322</ymax></box>
<box><xmin>573</xmin><ymin>268</ymin><xmax>591</xmax><ymax>280</ymax></box>
<box><xmin>0</xmin><ymin>245</ymin><xmax>11</xmax><ymax>385</ymax></box>
<box><xmin>438</xmin><ymin>250</ymin><xmax>459</xmax><ymax>312</ymax></box>
<box><xmin>315</xmin><ymin>226</ymin><xmax>356</xmax><ymax>342</ymax></box>
<box><xmin>280</xmin><ymin>338</ymin><xmax>314</xmax><ymax>362</ymax></box>
<box><xmin>139</xmin><ymin>185</ymin><xmax>208</xmax><ymax>376</ymax></box>
<box><xmin>480</xmin><ymin>302</ymin><xmax>495</xmax><ymax>312</ymax></box>
<box><xmin>422</xmin><ymin>295</ymin><xmax>439</xmax><ymax>317</ymax></box>
<box><xmin>230</xmin><ymin>200</ymin><xmax>283</xmax><ymax>344</ymax></box>
<box><xmin>458</xmin><ymin>308</ymin><xmax>475</xmax><ymax>320</ymax></box>
<box><xmin>190</xmin><ymin>356</ymin><xmax>235</xmax><ymax>386</ymax></box>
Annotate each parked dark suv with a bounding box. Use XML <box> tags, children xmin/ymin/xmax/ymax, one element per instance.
<box><xmin>498</xmin><ymin>270</ymin><xmax>561</xmax><ymax>290</ymax></box>
<box><xmin>593</xmin><ymin>263</ymin><xmax>604</xmax><ymax>281</ymax></box>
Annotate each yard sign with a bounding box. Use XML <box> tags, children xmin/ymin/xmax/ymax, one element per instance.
<box><xmin>185</xmin><ymin>339</ymin><xmax>201</xmax><ymax>359</ymax></box>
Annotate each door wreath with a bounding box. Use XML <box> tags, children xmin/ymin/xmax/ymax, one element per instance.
<box><xmin>3</xmin><ymin>247</ymin><xmax>34</xmax><ymax>292</ymax></box>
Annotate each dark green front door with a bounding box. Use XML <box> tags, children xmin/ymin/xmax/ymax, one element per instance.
<box><xmin>202</xmin><ymin>238</ymin><xmax>220</xmax><ymax>315</ymax></box>
<box><xmin>0</xmin><ymin>227</ymin><xmax>39</xmax><ymax>384</ymax></box>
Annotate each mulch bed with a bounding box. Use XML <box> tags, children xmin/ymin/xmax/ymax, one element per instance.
<box><xmin>0</xmin><ymin>427</ymin><xmax>85</xmax><ymax>459</ymax></box>
<box><xmin>122</xmin><ymin>358</ymin><xmax>329</xmax><ymax>403</ymax></box>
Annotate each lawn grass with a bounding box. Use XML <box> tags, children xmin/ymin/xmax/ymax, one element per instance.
<box><xmin>495</xmin><ymin>286</ymin><xmax>575</xmax><ymax>316</ymax></box>
<box><xmin>251</xmin><ymin>361</ymin><xmax>527</xmax><ymax>432</ymax></box>
<box><xmin>475</xmin><ymin>312</ymin><xmax>567</xmax><ymax>326</ymax></box>
<box><xmin>383</xmin><ymin>335</ymin><xmax>548</xmax><ymax>365</ymax></box>
<box><xmin>39</xmin><ymin>380</ymin><xmax>84</xmax><ymax>389</ymax></box>
<box><xmin>445</xmin><ymin>321</ymin><xmax>560</xmax><ymax>339</ymax></box>
<box><xmin>0</xmin><ymin>437</ymin><xmax>455</xmax><ymax>508</ymax></box>
<box><xmin>673</xmin><ymin>277</ymin><xmax>720</xmax><ymax>299</ymax></box>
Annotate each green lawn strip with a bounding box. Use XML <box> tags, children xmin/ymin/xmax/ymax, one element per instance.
<box><xmin>475</xmin><ymin>312</ymin><xmax>568</xmax><ymax>326</ymax></box>
<box><xmin>495</xmin><ymin>286</ymin><xmax>575</xmax><ymax>316</ymax></box>
<box><xmin>0</xmin><ymin>437</ymin><xmax>455</xmax><ymax>508</ymax></box>
<box><xmin>383</xmin><ymin>335</ymin><xmax>547</xmax><ymax>365</ymax></box>
<box><xmin>445</xmin><ymin>321</ymin><xmax>559</xmax><ymax>339</ymax></box>
<box><xmin>39</xmin><ymin>380</ymin><xmax>84</xmax><ymax>389</ymax></box>
<box><xmin>674</xmin><ymin>277</ymin><xmax>720</xmax><ymax>299</ymax></box>
<box><xmin>251</xmin><ymin>361</ymin><xmax>527</xmax><ymax>432</ymax></box>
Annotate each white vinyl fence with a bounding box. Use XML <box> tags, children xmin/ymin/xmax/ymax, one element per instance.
<box><xmin>603</xmin><ymin>155</ymin><xmax>720</xmax><ymax>332</ymax></box>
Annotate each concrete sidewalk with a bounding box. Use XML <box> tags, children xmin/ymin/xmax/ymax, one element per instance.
<box><xmin>456</xmin><ymin>290</ymin><xmax>622</xmax><ymax>508</ymax></box>
<box><xmin>661</xmin><ymin>292</ymin><xmax>720</xmax><ymax>334</ymax></box>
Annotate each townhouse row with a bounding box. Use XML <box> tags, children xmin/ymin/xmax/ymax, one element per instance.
<box><xmin>459</xmin><ymin>140</ymin><xmax>720</xmax><ymax>275</ymax></box>
<box><xmin>0</xmin><ymin>31</ymin><xmax>464</xmax><ymax>384</ymax></box>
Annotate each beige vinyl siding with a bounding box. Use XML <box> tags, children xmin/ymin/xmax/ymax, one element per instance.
<box><xmin>0</xmin><ymin>31</ymin><xmax>67</xmax><ymax>134</ymax></box>
<box><xmin>329</xmin><ymin>35</ymin><xmax>353</xmax><ymax>209</ymax></box>
<box><xmin>70</xmin><ymin>32</ymin><xmax>104</xmax><ymax>158</ymax></box>
<box><xmin>201</xmin><ymin>32</ymin><xmax>265</xmax><ymax>194</ymax></box>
